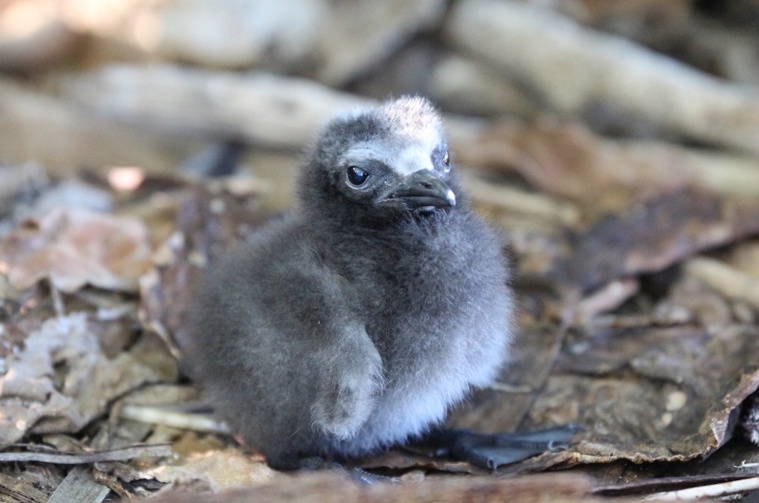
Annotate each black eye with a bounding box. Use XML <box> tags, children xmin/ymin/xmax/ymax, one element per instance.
<box><xmin>438</xmin><ymin>149</ymin><xmax>451</xmax><ymax>173</ymax></box>
<box><xmin>347</xmin><ymin>166</ymin><xmax>369</xmax><ymax>186</ymax></box>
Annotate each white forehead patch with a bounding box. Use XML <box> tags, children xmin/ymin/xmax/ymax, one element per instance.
<box><xmin>343</xmin><ymin>137</ymin><xmax>440</xmax><ymax>176</ymax></box>
<box><xmin>380</xmin><ymin>96</ymin><xmax>442</xmax><ymax>139</ymax></box>
<box><xmin>339</xmin><ymin>96</ymin><xmax>445</xmax><ymax>176</ymax></box>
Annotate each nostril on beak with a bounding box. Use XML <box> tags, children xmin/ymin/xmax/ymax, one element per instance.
<box><xmin>420</xmin><ymin>181</ymin><xmax>433</xmax><ymax>189</ymax></box>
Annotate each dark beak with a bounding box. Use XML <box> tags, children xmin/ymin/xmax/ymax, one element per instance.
<box><xmin>384</xmin><ymin>170</ymin><xmax>456</xmax><ymax>211</ymax></box>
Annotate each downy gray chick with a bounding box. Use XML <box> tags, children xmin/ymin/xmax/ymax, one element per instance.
<box><xmin>186</xmin><ymin>96</ymin><xmax>571</xmax><ymax>471</ymax></box>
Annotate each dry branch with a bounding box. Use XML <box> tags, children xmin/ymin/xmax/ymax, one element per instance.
<box><xmin>645</xmin><ymin>475</ymin><xmax>759</xmax><ymax>500</ymax></box>
<box><xmin>446</xmin><ymin>0</ymin><xmax>759</xmax><ymax>154</ymax></box>
<box><xmin>684</xmin><ymin>257</ymin><xmax>759</xmax><ymax>310</ymax></box>
<box><xmin>315</xmin><ymin>0</ymin><xmax>446</xmax><ymax>85</ymax></box>
<box><xmin>119</xmin><ymin>405</ymin><xmax>229</xmax><ymax>434</ymax></box>
<box><xmin>429</xmin><ymin>55</ymin><xmax>541</xmax><ymax>117</ymax></box>
<box><xmin>53</xmin><ymin>64</ymin><xmax>371</xmax><ymax>149</ymax></box>
<box><xmin>0</xmin><ymin>78</ymin><xmax>193</xmax><ymax>173</ymax></box>
<box><xmin>461</xmin><ymin>173</ymin><xmax>579</xmax><ymax>225</ymax></box>
<box><xmin>455</xmin><ymin>119</ymin><xmax>759</xmax><ymax>222</ymax></box>
<box><xmin>52</xmin><ymin>63</ymin><xmax>488</xmax><ymax>154</ymax></box>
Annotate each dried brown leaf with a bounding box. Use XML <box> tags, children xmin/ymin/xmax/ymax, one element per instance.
<box><xmin>139</xmin><ymin>187</ymin><xmax>267</xmax><ymax>362</ymax></box>
<box><xmin>558</xmin><ymin>189</ymin><xmax>759</xmax><ymax>291</ymax></box>
<box><xmin>457</xmin><ymin>119</ymin><xmax>759</xmax><ymax>219</ymax></box>
<box><xmin>0</xmin><ymin>207</ymin><xmax>152</xmax><ymax>293</ymax></box>
<box><xmin>115</xmin><ymin>432</ymin><xmax>277</xmax><ymax>494</ymax></box>
<box><xmin>0</xmin><ymin>312</ymin><xmax>177</xmax><ymax>447</ymax></box>
<box><xmin>450</xmin><ymin>324</ymin><xmax>567</xmax><ymax>435</ymax></box>
<box><xmin>523</xmin><ymin>324</ymin><xmax>759</xmax><ymax>464</ymax></box>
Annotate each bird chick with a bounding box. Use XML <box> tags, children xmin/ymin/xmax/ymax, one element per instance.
<box><xmin>185</xmin><ymin>97</ymin><xmax>565</xmax><ymax>471</ymax></box>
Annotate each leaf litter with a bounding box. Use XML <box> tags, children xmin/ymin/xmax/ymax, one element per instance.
<box><xmin>4</xmin><ymin>3</ymin><xmax>759</xmax><ymax>496</ymax></box>
<box><xmin>1</xmin><ymin>152</ymin><xmax>759</xmax><ymax>500</ymax></box>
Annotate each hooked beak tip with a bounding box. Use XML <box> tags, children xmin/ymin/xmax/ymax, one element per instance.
<box><xmin>384</xmin><ymin>170</ymin><xmax>456</xmax><ymax>211</ymax></box>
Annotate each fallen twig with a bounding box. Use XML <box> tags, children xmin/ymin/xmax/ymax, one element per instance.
<box><xmin>644</xmin><ymin>475</ymin><xmax>759</xmax><ymax>500</ymax></box>
<box><xmin>0</xmin><ymin>444</ymin><xmax>172</xmax><ymax>464</ymax></box>
<box><xmin>684</xmin><ymin>257</ymin><xmax>759</xmax><ymax>310</ymax></box>
<box><xmin>119</xmin><ymin>404</ymin><xmax>230</xmax><ymax>434</ymax></box>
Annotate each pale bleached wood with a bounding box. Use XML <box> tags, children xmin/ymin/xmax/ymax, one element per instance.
<box><xmin>460</xmin><ymin>172</ymin><xmax>580</xmax><ymax>225</ymax></box>
<box><xmin>53</xmin><ymin>63</ymin><xmax>486</xmax><ymax>150</ymax></box>
<box><xmin>454</xmin><ymin>118</ymin><xmax>759</xmax><ymax>203</ymax></box>
<box><xmin>0</xmin><ymin>78</ymin><xmax>199</xmax><ymax>175</ymax></box>
<box><xmin>119</xmin><ymin>405</ymin><xmax>229</xmax><ymax>434</ymax></box>
<box><xmin>428</xmin><ymin>54</ymin><xmax>541</xmax><ymax>118</ymax></box>
<box><xmin>645</xmin><ymin>475</ymin><xmax>759</xmax><ymax>501</ymax></box>
<box><xmin>314</xmin><ymin>0</ymin><xmax>446</xmax><ymax>85</ymax></box>
<box><xmin>54</xmin><ymin>64</ymin><xmax>372</xmax><ymax>149</ymax></box>
<box><xmin>47</xmin><ymin>466</ymin><xmax>110</xmax><ymax>503</ymax></box>
<box><xmin>684</xmin><ymin>257</ymin><xmax>759</xmax><ymax>310</ymax></box>
<box><xmin>445</xmin><ymin>0</ymin><xmax>759</xmax><ymax>155</ymax></box>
